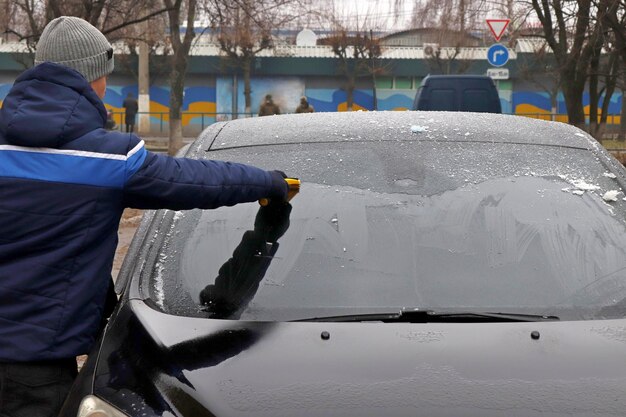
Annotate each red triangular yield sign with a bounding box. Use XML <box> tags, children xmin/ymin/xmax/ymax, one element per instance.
<box><xmin>486</xmin><ymin>19</ymin><xmax>510</xmax><ymax>41</ymax></box>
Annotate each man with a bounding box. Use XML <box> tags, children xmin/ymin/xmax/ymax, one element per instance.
<box><xmin>295</xmin><ymin>96</ymin><xmax>314</xmax><ymax>113</ymax></box>
<box><xmin>258</xmin><ymin>94</ymin><xmax>280</xmax><ymax>116</ymax></box>
<box><xmin>0</xmin><ymin>16</ymin><xmax>291</xmax><ymax>417</ymax></box>
<box><xmin>122</xmin><ymin>92</ymin><xmax>138</xmax><ymax>133</ymax></box>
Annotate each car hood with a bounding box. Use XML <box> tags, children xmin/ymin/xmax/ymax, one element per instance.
<box><xmin>94</xmin><ymin>300</ymin><xmax>626</xmax><ymax>417</ymax></box>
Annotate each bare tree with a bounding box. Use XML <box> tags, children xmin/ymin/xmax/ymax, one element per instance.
<box><xmin>203</xmin><ymin>0</ymin><xmax>308</xmax><ymax>115</ymax></box>
<box><xmin>489</xmin><ymin>0</ymin><xmax>538</xmax><ymax>45</ymax></box>
<box><xmin>315</xmin><ymin>0</ymin><xmax>385</xmax><ymax>111</ymax></box>
<box><xmin>600</xmin><ymin>0</ymin><xmax>626</xmax><ymax>140</ymax></box>
<box><xmin>516</xmin><ymin>41</ymin><xmax>563</xmax><ymax>118</ymax></box>
<box><xmin>0</xmin><ymin>0</ymin><xmax>12</xmax><ymax>41</ymax></box>
<box><xmin>588</xmin><ymin>31</ymin><xmax>620</xmax><ymax>139</ymax></box>
<box><xmin>407</xmin><ymin>0</ymin><xmax>488</xmax><ymax>32</ymax></box>
<box><xmin>602</xmin><ymin>0</ymin><xmax>626</xmax><ymax>66</ymax></box>
<box><xmin>324</xmin><ymin>29</ymin><xmax>383</xmax><ymax>110</ymax></box>
<box><xmin>531</xmin><ymin>0</ymin><xmax>607</xmax><ymax>129</ymax></box>
<box><xmin>164</xmin><ymin>0</ymin><xmax>196</xmax><ymax>155</ymax></box>
<box><xmin>422</xmin><ymin>32</ymin><xmax>474</xmax><ymax>75</ymax></box>
<box><xmin>4</xmin><ymin>0</ymin><xmax>172</xmax><ymax>50</ymax></box>
<box><xmin>115</xmin><ymin>20</ymin><xmax>171</xmax><ymax>90</ymax></box>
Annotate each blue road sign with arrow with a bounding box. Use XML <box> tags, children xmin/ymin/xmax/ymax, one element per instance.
<box><xmin>487</xmin><ymin>44</ymin><xmax>509</xmax><ymax>67</ymax></box>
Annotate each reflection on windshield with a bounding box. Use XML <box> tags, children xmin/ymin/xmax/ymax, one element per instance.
<box><xmin>199</xmin><ymin>202</ymin><xmax>292</xmax><ymax>319</ymax></box>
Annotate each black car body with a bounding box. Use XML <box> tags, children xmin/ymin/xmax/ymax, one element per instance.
<box><xmin>62</xmin><ymin>111</ymin><xmax>626</xmax><ymax>417</ymax></box>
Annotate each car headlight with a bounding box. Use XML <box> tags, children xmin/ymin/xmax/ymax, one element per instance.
<box><xmin>77</xmin><ymin>395</ymin><xmax>129</xmax><ymax>417</ymax></box>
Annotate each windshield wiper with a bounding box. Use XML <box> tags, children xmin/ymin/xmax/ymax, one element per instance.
<box><xmin>294</xmin><ymin>309</ymin><xmax>560</xmax><ymax>323</ymax></box>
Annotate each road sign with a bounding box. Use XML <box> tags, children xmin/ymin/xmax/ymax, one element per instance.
<box><xmin>487</xmin><ymin>68</ymin><xmax>509</xmax><ymax>80</ymax></box>
<box><xmin>487</xmin><ymin>44</ymin><xmax>509</xmax><ymax>67</ymax></box>
<box><xmin>486</xmin><ymin>19</ymin><xmax>510</xmax><ymax>41</ymax></box>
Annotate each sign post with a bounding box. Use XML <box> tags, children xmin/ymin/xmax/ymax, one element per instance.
<box><xmin>485</xmin><ymin>19</ymin><xmax>511</xmax><ymax>87</ymax></box>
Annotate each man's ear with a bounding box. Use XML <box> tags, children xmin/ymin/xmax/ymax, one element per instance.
<box><xmin>90</xmin><ymin>76</ymin><xmax>107</xmax><ymax>99</ymax></box>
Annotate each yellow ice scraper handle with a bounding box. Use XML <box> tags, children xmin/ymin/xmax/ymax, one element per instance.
<box><xmin>259</xmin><ymin>178</ymin><xmax>301</xmax><ymax>206</ymax></box>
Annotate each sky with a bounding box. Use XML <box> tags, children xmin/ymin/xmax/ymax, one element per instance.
<box><xmin>194</xmin><ymin>0</ymin><xmax>531</xmax><ymax>35</ymax></box>
<box><xmin>328</xmin><ymin>0</ymin><xmax>527</xmax><ymax>32</ymax></box>
<box><xmin>328</xmin><ymin>0</ymin><xmax>414</xmax><ymax>31</ymax></box>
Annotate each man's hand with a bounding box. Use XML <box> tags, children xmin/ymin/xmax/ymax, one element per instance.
<box><xmin>268</xmin><ymin>170</ymin><xmax>289</xmax><ymax>200</ymax></box>
<box><xmin>261</xmin><ymin>172</ymin><xmax>300</xmax><ymax>206</ymax></box>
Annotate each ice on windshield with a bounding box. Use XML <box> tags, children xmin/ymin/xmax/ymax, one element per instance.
<box><xmin>147</xmin><ymin>140</ymin><xmax>626</xmax><ymax>321</ymax></box>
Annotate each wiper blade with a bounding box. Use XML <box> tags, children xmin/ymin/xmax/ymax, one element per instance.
<box><xmin>421</xmin><ymin>311</ymin><xmax>560</xmax><ymax>322</ymax></box>
<box><xmin>294</xmin><ymin>309</ymin><xmax>560</xmax><ymax>323</ymax></box>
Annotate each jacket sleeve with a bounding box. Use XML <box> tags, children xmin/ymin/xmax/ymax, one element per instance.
<box><xmin>122</xmin><ymin>142</ymin><xmax>277</xmax><ymax>210</ymax></box>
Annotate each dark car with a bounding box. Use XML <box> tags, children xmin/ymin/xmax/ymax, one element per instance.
<box><xmin>413</xmin><ymin>75</ymin><xmax>502</xmax><ymax>113</ymax></box>
<box><xmin>62</xmin><ymin>111</ymin><xmax>626</xmax><ymax>417</ymax></box>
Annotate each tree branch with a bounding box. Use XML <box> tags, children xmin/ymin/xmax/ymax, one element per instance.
<box><xmin>102</xmin><ymin>7</ymin><xmax>173</xmax><ymax>35</ymax></box>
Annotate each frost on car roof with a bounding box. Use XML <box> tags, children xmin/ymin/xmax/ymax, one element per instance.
<box><xmin>197</xmin><ymin>111</ymin><xmax>597</xmax><ymax>151</ymax></box>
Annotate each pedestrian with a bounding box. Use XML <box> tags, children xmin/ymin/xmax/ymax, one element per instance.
<box><xmin>0</xmin><ymin>16</ymin><xmax>292</xmax><ymax>417</ymax></box>
<box><xmin>258</xmin><ymin>94</ymin><xmax>281</xmax><ymax>116</ymax></box>
<box><xmin>295</xmin><ymin>96</ymin><xmax>314</xmax><ymax>113</ymax></box>
<box><xmin>122</xmin><ymin>92</ymin><xmax>138</xmax><ymax>133</ymax></box>
<box><xmin>104</xmin><ymin>108</ymin><xmax>116</xmax><ymax>130</ymax></box>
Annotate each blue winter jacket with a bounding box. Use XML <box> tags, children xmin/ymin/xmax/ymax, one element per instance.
<box><xmin>0</xmin><ymin>63</ymin><xmax>283</xmax><ymax>362</ymax></box>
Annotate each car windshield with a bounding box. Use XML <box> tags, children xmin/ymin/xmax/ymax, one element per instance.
<box><xmin>145</xmin><ymin>140</ymin><xmax>626</xmax><ymax>321</ymax></box>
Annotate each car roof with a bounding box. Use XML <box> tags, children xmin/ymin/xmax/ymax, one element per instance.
<box><xmin>196</xmin><ymin>111</ymin><xmax>597</xmax><ymax>153</ymax></box>
<box><xmin>424</xmin><ymin>74</ymin><xmax>492</xmax><ymax>80</ymax></box>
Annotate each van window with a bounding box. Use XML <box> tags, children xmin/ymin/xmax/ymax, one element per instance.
<box><xmin>429</xmin><ymin>89</ymin><xmax>456</xmax><ymax>111</ymax></box>
<box><xmin>462</xmin><ymin>89</ymin><xmax>494</xmax><ymax>112</ymax></box>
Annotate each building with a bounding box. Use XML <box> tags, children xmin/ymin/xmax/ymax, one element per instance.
<box><xmin>0</xmin><ymin>28</ymin><xmax>622</xmax><ymax>136</ymax></box>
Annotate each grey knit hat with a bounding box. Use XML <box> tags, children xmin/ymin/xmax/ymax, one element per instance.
<box><xmin>35</xmin><ymin>16</ymin><xmax>114</xmax><ymax>82</ymax></box>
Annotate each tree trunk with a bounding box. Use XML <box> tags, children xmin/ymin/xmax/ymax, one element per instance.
<box><xmin>169</xmin><ymin>118</ymin><xmax>183</xmax><ymax>154</ymax></box>
<box><xmin>551</xmin><ymin>90</ymin><xmax>558</xmax><ymax>121</ymax></box>
<box><xmin>369</xmin><ymin>30</ymin><xmax>377</xmax><ymax>111</ymax></box>
<box><xmin>598</xmin><ymin>87</ymin><xmax>616</xmax><ymax>141</ymax></box>
<box><xmin>589</xmin><ymin>59</ymin><xmax>599</xmax><ymax>136</ymax></box>
<box><xmin>619</xmin><ymin>89</ymin><xmax>626</xmax><ymax>141</ymax></box>
<box><xmin>168</xmin><ymin>57</ymin><xmax>187</xmax><ymax>155</ymax></box>
<box><xmin>562</xmin><ymin>84</ymin><xmax>586</xmax><ymax>129</ymax></box>
<box><xmin>372</xmin><ymin>79</ymin><xmax>377</xmax><ymax>111</ymax></box>
<box><xmin>243</xmin><ymin>60</ymin><xmax>252</xmax><ymax>116</ymax></box>
<box><xmin>346</xmin><ymin>79</ymin><xmax>354</xmax><ymax>111</ymax></box>
<box><xmin>598</xmin><ymin>53</ymin><xmax>619</xmax><ymax>140</ymax></box>
<box><xmin>138</xmin><ymin>28</ymin><xmax>150</xmax><ymax>134</ymax></box>
<box><xmin>165</xmin><ymin>0</ymin><xmax>196</xmax><ymax>155</ymax></box>
<box><xmin>231</xmin><ymin>74</ymin><xmax>238</xmax><ymax>120</ymax></box>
